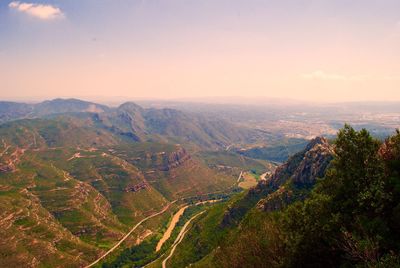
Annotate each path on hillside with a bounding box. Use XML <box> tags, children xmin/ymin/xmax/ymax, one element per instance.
<box><xmin>0</xmin><ymin>142</ymin><xmax>10</xmax><ymax>157</ymax></box>
<box><xmin>162</xmin><ymin>211</ymin><xmax>206</xmax><ymax>268</ymax></box>
<box><xmin>85</xmin><ymin>201</ymin><xmax>176</xmax><ymax>268</ymax></box>
<box><xmin>156</xmin><ymin>205</ymin><xmax>189</xmax><ymax>252</ymax></box>
<box><xmin>236</xmin><ymin>171</ymin><xmax>243</xmax><ymax>183</ymax></box>
<box><xmin>156</xmin><ymin>199</ymin><xmax>222</xmax><ymax>252</ymax></box>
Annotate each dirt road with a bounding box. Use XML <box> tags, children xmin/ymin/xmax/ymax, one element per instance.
<box><xmin>156</xmin><ymin>199</ymin><xmax>222</xmax><ymax>252</ymax></box>
<box><xmin>156</xmin><ymin>205</ymin><xmax>189</xmax><ymax>252</ymax></box>
<box><xmin>162</xmin><ymin>211</ymin><xmax>206</xmax><ymax>268</ymax></box>
<box><xmin>236</xmin><ymin>171</ymin><xmax>243</xmax><ymax>183</ymax></box>
<box><xmin>85</xmin><ymin>201</ymin><xmax>176</xmax><ymax>268</ymax></box>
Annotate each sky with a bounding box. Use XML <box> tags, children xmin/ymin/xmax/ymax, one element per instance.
<box><xmin>1</xmin><ymin>0</ymin><xmax>400</xmax><ymax>102</ymax></box>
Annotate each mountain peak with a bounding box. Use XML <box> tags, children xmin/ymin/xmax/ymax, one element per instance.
<box><xmin>35</xmin><ymin>98</ymin><xmax>109</xmax><ymax>115</ymax></box>
<box><xmin>118</xmin><ymin>102</ymin><xmax>143</xmax><ymax>112</ymax></box>
<box><xmin>305</xmin><ymin>136</ymin><xmax>329</xmax><ymax>151</ymax></box>
<box><xmin>255</xmin><ymin>136</ymin><xmax>333</xmax><ymax>211</ymax></box>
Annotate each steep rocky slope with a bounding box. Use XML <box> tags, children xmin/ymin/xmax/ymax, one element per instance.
<box><xmin>257</xmin><ymin>136</ymin><xmax>333</xmax><ymax>211</ymax></box>
<box><xmin>160</xmin><ymin>137</ymin><xmax>335</xmax><ymax>268</ymax></box>
<box><xmin>221</xmin><ymin>137</ymin><xmax>333</xmax><ymax>226</ymax></box>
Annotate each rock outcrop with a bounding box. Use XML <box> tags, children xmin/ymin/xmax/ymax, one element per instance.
<box><xmin>138</xmin><ymin>146</ymin><xmax>192</xmax><ymax>172</ymax></box>
<box><xmin>125</xmin><ymin>181</ymin><xmax>149</xmax><ymax>192</ymax></box>
<box><xmin>164</xmin><ymin>147</ymin><xmax>191</xmax><ymax>170</ymax></box>
<box><xmin>220</xmin><ymin>137</ymin><xmax>334</xmax><ymax>226</ymax></box>
<box><xmin>257</xmin><ymin>136</ymin><xmax>333</xmax><ymax>211</ymax></box>
<box><xmin>290</xmin><ymin>137</ymin><xmax>333</xmax><ymax>186</ymax></box>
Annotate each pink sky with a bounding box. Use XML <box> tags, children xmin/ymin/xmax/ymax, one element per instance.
<box><xmin>1</xmin><ymin>0</ymin><xmax>400</xmax><ymax>102</ymax></box>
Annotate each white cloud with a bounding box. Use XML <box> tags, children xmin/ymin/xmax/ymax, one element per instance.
<box><xmin>8</xmin><ymin>1</ymin><xmax>64</xmax><ymax>20</ymax></box>
<box><xmin>301</xmin><ymin>70</ymin><xmax>364</xmax><ymax>82</ymax></box>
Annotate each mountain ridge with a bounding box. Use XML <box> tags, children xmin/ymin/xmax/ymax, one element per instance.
<box><xmin>0</xmin><ymin>98</ymin><xmax>279</xmax><ymax>150</ymax></box>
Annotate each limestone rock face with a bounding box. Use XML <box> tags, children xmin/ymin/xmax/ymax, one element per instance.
<box><xmin>291</xmin><ymin>137</ymin><xmax>333</xmax><ymax>186</ymax></box>
<box><xmin>256</xmin><ymin>137</ymin><xmax>333</xmax><ymax>212</ymax></box>
<box><xmin>162</xmin><ymin>147</ymin><xmax>191</xmax><ymax>171</ymax></box>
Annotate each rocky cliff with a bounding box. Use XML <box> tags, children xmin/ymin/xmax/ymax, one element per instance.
<box><xmin>257</xmin><ymin>136</ymin><xmax>333</xmax><ymax>211</ymax></box>
<box><xmin>165</xmin><ymin>147</ymin><xmax>191</xmax><ymax>170</ymax></box>
<box><xmin>221</xmin><ymin>137</ymin><xmax>333</xmax><ymax>226</ymax></box>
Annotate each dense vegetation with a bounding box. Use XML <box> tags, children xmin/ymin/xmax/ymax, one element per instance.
<box><xmin>3</xmin><ymin>99</ymin><xmax>398</xmax><ymax>267</ymax></box>
<box><xmin>214</xmin><ymin>125</ymin><xmax>400</xmax><ymax>267</ymax></box>
<box><xmin>1</xmin><ymin>99</ymin><xmax>268</xmax><ymax>267</ymax></box>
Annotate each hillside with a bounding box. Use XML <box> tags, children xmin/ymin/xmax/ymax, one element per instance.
<box><xmin>2</xmin><ymin>98</ymin><xmax>398</xmax><ymax>268</ymax></box>
<box><xmin>0</xmin><ymin>99</ymin><xmax>277</xmax><ymax>151</ymax></box>
<box><xmin>0</xmin><ymin>113</ymin><xmax>251</xmax><ymax>267</ymax></box>
<box><xmin>0</xmin><ymin>117</ymin><xmax>169</xmax><ymax>265</ymax></box>
<box><xmin>0</xmin><ymin>98</ymin><xmax>316</xmax><ymax>267</ymax></box>
<box><xmin>219</xmin><ymin>136</ymin><xmax>333</xmax><ymax>228</ymax></box>
<box><xmin>142</xmin><ymin>136</ymin><xmax>333</xmax><ymax>267</ymax></box>
<box><xmin>0</xmin><ymin>101</ymin><xmax>34</xmax><ymax>123</ymax></box>
<box><xmin>0</xmin><ymin>99</ymin><xmax>109</xmax><ymax>124</ymax></box>
<box><xmin>0</xmin><ymin>99</ymin><xmax>313</xmax><ymax>158</ymax></box>
<box><xmin>161</xmin><ymin>126</ymin><xmax>400</xmax><ymax>268</ymax></box>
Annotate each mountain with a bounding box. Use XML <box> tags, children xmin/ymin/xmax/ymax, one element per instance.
<box><xmin>0</xmin><ymin>101</ymin><xmax>33</xmax><ymax>123</ymax></box>
<box><xmin>0</xmin><ymin>99</ymin><xmax>109</xmax><ymax>124</ymax></box>
<box><xmin>0</xmin><ymin>98</ymin><xmax>299</xmax><ymax>267</ymax></box>
<box><xmin>0</xmin><ymin>99</ymin><xmax>276</xmax><ymax>150</ymax></box>
<box><xmin>2</xmin><ymin>98</ymin><xmax>396</xmax><ymax>268</ymax></box>
<box><xmin>33</xmin><ymin>98</ymin><xmax>110</xmax><ymax>116</ymax></box>
<box><xmin>142</xmin><ymin>136</ymin><xmax>333</xmax><ymax>268</ymax></box>
<box><xmin>261</xmin><ymin>136</ymin><xmax>333</xmax><ymax>188</ymax></box>
<box><xmin>257</xmin><ymin>136</ymin><xmax>333</xmax><ymax>212</ymax></box>
<box><xmin>0</xmin><ymin>102</ymin><xmax>274</xmax><ymax>267</ymax></box>
<box><xmin>219</xmin><ymin>137</ymin><xmax>333</xmax><ymax>227</ymax></box>
<box><xmin>98</xmin><ymin>102</ymin><xmax>266</xmax><ymax>149</ymax></box>
<box><xmin>0</xmin><ymin>117</ymin><xmax>171</xmax><ymax>266</ymax></box>
<box><xmin>159</xmin><ymin>126</ymin><xmax>400</xmax><ymax>268</ymax></box>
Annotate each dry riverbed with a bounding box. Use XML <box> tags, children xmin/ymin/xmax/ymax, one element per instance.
<box><xmin>155</xmin><ymin>200</ymin><xmax>222</xmax><ymax>253</ymax></box>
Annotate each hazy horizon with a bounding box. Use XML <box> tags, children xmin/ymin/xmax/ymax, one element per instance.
<box><xmin>1</xmin><ymin>0</ymin><xmax>400</xmax><ymax>102</ymax></box>
<box><xmin>1</xmin><ymin>3</ymin><xmax>400</xmax><ymax>265</ymax></box>
<box><xmin>3</xmin><ymin>95</ymin><xmax>400</xmax><ymax>110</ymax></box>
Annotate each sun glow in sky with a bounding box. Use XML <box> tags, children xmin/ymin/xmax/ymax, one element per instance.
<box><xmin>1</xmin><ymin>0</ymin><xmax>400</xmax><ymax>102</ymax></box>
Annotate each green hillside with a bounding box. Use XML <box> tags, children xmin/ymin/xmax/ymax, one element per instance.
<box><xmin>162</xmin><ymin>126</ymin><xmax>400</xmax><ymax>268</ymax></box>
<box><xmin>0</xmin><ymin>99</ymin><xmax>310</xmax><ymax>267</ymax></box>
<box><xmin>0</xmin><ymin>114</ymin><xmax>250</xmax><ymax>267</ymax></box>
<box><xmin>0</xmin><ymin>99</ymin><xmax>286</xmax><ymax>151</ymax></box>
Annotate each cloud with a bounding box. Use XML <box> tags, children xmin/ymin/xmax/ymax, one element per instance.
<box><xmin>8</xmin><ymin>1</ymin><xmax>64</xmax><ymax>20</ymax></box>
<box><xmin>301</xmin><ymin>70</ymin><xmax>364</xmax><ymax>82</ymax></box>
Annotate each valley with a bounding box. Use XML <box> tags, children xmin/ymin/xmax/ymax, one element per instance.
<box><xmin>0</xmin><ymin>98</ymin><xmax>399</xmax><ymax>267</ymax></box>
<box><xmin>86</xmin><ymin>200</ymin><xmax>176</xmax><ymax>268</ymax></box>
<box><xmin>0</xmin><ymin>98</ymin><xmax>275</xmax><ymax>267</ymax></box>
<box><xmin>161</xmin><ymin>210</ymin><xmax>206</xmax><ymax>268</ymax></box>
<box><xmin>3</xmin><ymin>1</ymin><xmax>399</xmax><ymax>266</ymax></box>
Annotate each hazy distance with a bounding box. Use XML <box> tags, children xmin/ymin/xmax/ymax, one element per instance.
<box><xmin>1</xmin><ymin>0</ymin><xmax>400</xmax><ymax>102</ymax></box>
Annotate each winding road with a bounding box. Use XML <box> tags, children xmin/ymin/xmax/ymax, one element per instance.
<box><xmin>156</xmin><ymin>205</ymin><xmax>189</xmax><ymax>252</ymax></box>
<box><xmin>156</xmin><ymin>199</ymin><xmax>222</xmax><ymax>252</ymax></box>
<box><xmin>85</xmin><ymin>201</ymin><xmax>176</xmax><ymax>268</ymax></box>
<box><xmin>236</xmin><ymin>171</ymin><xmax>243</xmax><ymax>183</ymax></box>
<box><xmin>162</xmin><ymin>211</ymin><xmax>206</xmax><ymax>268</ymax></box>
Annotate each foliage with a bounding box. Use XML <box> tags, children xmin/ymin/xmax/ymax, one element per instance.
<box><xmin>213</xmin><ymin>125</ymin><xmax>400</xmax><ymax>267</ymax></box>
